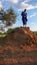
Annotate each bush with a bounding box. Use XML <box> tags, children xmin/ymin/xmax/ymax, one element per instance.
<box><xmin>7</xmin><ymin>28</ymin><xmax>15</xmax><ymax>34</ymax></box>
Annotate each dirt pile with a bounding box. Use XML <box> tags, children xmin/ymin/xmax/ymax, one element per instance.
<box><xmin>2</xmin><ymin>27</ymin><xmax>37</xmax><ymax>46</ymax></box>
<box><xmin>0</xmin><ymin>27</ymin><xmax>37</xmax><ymax>65</ymax></box>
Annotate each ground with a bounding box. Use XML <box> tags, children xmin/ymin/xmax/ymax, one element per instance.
<box><xmin>0</xmin><ymin>27</ymin><xmax>37</xmax><ymax>65</ymax></box>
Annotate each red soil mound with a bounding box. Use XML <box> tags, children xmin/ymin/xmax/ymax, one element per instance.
<box><xmin>3</xmin><ymin>27</ymin><xmax>37</xmax><ymax>46</ymax></box>
<box><xmin>0</xmin><ymin>27</ymin><xmax>37</xmax><ymax>65</ymax></box>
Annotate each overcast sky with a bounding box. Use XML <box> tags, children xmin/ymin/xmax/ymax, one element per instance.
<box><xmin>0</xmin><ymin>0</ymin><xmax>37</xmax><ymax>31</ymax></box>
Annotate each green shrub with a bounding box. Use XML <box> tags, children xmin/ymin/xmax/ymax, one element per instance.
<box><xmin>6</xmin><ymin>28</ymin><xmax>15</xmax><ymax>34</ymax></box>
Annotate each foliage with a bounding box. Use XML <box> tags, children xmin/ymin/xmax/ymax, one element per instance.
<box><xmin>0</xmin><ymin>33</ymin><xmax>6</xmax><ymax>38</ymax></box>
<box><xmin>0</xmin><ymin>28</ymin><xmax>15</xmax><ymax>38</ymax></box>
<box><xmin>6</xmin><ymin>28</ymin><xmax>15</xmax><ymax>34</ymax></box>
<box><xmin>3</xmin><ymin>8</ymin><xmax>16</xmax><ymax>26</ymax></box>
<box><xmin>0</xmin><ymin>8</ymin><xmax>16</xmax><ymax>32</ymax></box>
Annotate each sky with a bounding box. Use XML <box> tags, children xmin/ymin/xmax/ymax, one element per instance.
<box><xmin>0</xmin><ymin>0</ymin><xmax>37</xmax><ymax>31</ymax></box>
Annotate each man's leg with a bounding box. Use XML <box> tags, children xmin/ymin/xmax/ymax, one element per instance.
<box><xmin>23</xmin><ymin>23</ymin><xmax>26</xmax><ymax>27</ymax></box>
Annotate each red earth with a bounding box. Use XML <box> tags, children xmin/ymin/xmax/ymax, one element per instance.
<box><xmin>0</xmin><ymin>27</ymin><xmax>37</xmax><ymax>65</ymax></box>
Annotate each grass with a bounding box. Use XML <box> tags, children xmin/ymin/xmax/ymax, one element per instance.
<box><xmin>0</xmin><ymin>33</ymin><xmax>6</xmax><ymax>38</ymax></box>
<box><xmin>0</xmin><ymin>34</ymin><xmax>6</xmax><ymax>37</ymax></box>
<box><xmin>0</xmin><ymin>28</ymin><xmax>15</xmax><ymax>38</ymax></box>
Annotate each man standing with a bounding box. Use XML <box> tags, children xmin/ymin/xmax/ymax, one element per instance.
<box><xmin>21</xmin><ymin>9</ymin><xmax>27</xmax><ymax>27</ymax></box>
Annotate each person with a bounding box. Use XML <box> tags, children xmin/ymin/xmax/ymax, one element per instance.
<box><xmin>21</xmin><ymin>9</ymin><xmax>27</xmax><ymax>27</ymax></box>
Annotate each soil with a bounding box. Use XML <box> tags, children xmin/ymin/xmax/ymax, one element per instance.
<box><xmin>0</xmin><ymin>27</ymin><xmax>37</xmax><ymax>65</ymax></box>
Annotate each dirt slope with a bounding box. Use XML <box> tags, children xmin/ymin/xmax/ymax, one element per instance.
<box><xmin>3</xmin><ymin>27</ymin><xmax>37</xmax><ymax>46</ymax></box>
<box><xmin>0</xmin><ymin>27</ymin><xmax>37</xmax><ymax>65</ymax></box>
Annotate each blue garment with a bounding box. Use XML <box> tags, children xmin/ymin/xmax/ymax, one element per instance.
<box><xmin>21</xmin><ymin>11</ymin><xmax>27</xmax><ymax>25</ymax></box>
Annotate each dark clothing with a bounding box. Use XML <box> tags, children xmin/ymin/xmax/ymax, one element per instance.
<box><xmin>21</xmin><ymin>11</ymin><xmax>27</xmax><ymax>25</ymax></box>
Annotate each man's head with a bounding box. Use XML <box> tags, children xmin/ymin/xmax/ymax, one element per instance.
<box><xmin>24</xmin><ymin>9</ymin><xmax>26</xmax><ymax>12</ymax></box>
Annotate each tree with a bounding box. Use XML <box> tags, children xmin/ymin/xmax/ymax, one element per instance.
<box><xmin>3</xmin><ymin>8</ymin><xmax>16</xmax><ymax>26</ymax></box>
<box><xmin>0</xmin><ymin>8</ymin><xmax>16</xmax><ymax>32</ymax></box>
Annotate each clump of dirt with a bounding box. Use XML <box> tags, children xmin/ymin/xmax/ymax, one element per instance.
<box><xmin>2</xmin><ymin>27</ymin><xmax>37</xmax><ymax>46</ymax></box>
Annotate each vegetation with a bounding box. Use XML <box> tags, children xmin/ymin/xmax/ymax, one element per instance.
<box><xmin>3</xmin><ymin>8</ymin><xmax>16</xmax><ymax>26</ymax></box>
<box><xmin>0</xmin><ymin>28</ymin><xmax>15</xmax><ymax>38</ymax></box>
<box><xmin>33</xmin><ymin>31</ymin><xmax>37</xmax><ymax>35</ymax></box>
<box><xmin>0</xmin><ymin>8</ymin><xmax>16</xmax><ymax>31</ymax></box>
<box><xmin>0</xmin><ymin>33</ymin><xmax>6</xmax><ymax>38</ymax></box>
<box><xmin>6</xmin><ymin>28</ymin><xmax>15</xmax><ymax>34</ymax></box>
